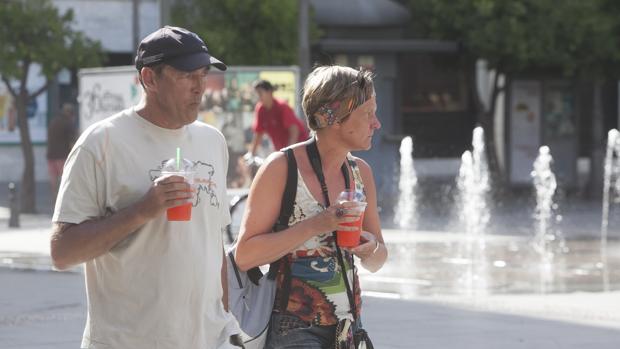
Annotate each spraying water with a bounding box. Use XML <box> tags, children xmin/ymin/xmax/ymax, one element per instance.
<box><xmin>456</xmin><ymin>127</ymin><xmax>490</xmax><ymax>295</ymax></box>
<box><xmin>601</xmin><ymin>129</ymin><xmax>620</xmax><ymax>292</ymax></box>
<box><xmin>531</xmin><ymin>146</ymin><xmax>566</xmax><ymax>293</ymax></box>
<box><xmin>394</xmin><ymin>136</ymin><xmax>417</xmax><ymax>229</ymax></box>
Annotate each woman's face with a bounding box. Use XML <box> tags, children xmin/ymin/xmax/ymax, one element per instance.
<box><xmin>338</xmin><ymin>96</ymin><xmax>381</xmax><ymax>151</ymax></box>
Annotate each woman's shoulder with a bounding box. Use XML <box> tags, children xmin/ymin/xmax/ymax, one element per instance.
<box><xmin>259</xmin><ymin>149</ymin><xmax>293</xmax><ymax>178</ymax></box>
<box><xmin>347</xmin><ymin>154</ymin><xmax>372</xmax><ymax>173</ymax></box>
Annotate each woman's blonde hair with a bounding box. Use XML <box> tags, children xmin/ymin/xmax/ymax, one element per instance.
<box><xmin>302</xmin><ymin>65</ymin><xmax>375</xmax><ymax>131</ymax></box>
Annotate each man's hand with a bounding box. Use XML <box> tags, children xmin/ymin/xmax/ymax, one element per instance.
<box><xmin>137</xmin><ymin>174</ymin><xmax>194</xmax><ymax>220</ymax></box>
<box><xmin>51</xmin><ymin>174</ymin><xmax>193</xmax><ymax>270</ymax></box>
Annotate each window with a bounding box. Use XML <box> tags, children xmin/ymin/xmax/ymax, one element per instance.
<box><xmin>400</xmin><ymin>53</ymin><xmax>469</xmax><ymax>113</ymax></box>
<box><xmin>398</xmin><ymin>53</ymin><xmax>475</xmax><ymax>157</ymax></box>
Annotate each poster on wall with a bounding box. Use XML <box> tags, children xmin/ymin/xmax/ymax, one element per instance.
<box><xmin>78</xmin><ymin>66</ymin><xmax>142</xmax><ymax>133</ymax></box>
<box><xmin>509</xmin><ymin>80</ymin><xmax>541</xmax><ymax>184</ymax></box>
<box><xmin>0</xmin><ymin>64</ymin><xmax>48</xmax><ymax>143</ymax></box>
<box><xmin>78</xmin><ymin>65</ymin><xmax>300</xmax><ymax>189</ymax></box>
<box><xmin>196</xmin><ymin>67</ymin><xmax>300</xmax><ymax>189</ymax></box>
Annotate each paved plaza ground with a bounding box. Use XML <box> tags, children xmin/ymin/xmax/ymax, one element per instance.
<box><xmin>1</xmin><ymin>184</ymin><xmax>620</xmax><ymax>348</ymax></box>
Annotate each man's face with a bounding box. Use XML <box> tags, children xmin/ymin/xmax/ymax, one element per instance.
<box><xmin>255</xmin><ymin>87</ymin><xmax>273</xmax><ymax>106</ymax></box>
<box><xmin>155</xmin><ymin>65</ymin><xmax>209</xmax><ymax>126</ymax></box>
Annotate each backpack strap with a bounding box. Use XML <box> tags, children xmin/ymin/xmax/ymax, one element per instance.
<box><xmin>266</xmin><ymin>148</ymin><xmax>297</xmax><ymax>279</ymax></box>
<box><xmin>244</xmin><ymin>148</ymin><xmax>297</xmax><ymax>287</ymax></box>
<box><xmin>272</xmin><ymin>148</ymin><xmax>298</xmax><ymax>232</ymax></box>
<box><xmin>269</xmin><ymin>148</ymin><xmax>298</xmax><ymax>313</ymax></box>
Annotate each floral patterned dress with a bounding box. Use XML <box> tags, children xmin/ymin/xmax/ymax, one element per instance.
<box><xmin>273</xmin><ymin>155</ymin><xmax>364</xmax><ymax>326</ymax></box>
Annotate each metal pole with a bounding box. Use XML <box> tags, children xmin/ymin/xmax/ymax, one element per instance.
<box><xmin>298</xmin><ymin>0</ymin><xmax>310</xmax><ymax>82</ymax></box>
<box><xmin>132</xmin><ymin>0</ymin><xmax>140</xmax><ymax>50</ymax></box>
<box><xmin>8</xmin><ymin>182</ymin><xmax>20</xmax><ymax>228</ymax></box>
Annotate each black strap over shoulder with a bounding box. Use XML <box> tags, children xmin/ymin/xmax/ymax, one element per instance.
<box><xmin>306</xmin><ymin>139</ymin><xmax>350</xmax><ymax>200</ymax></box>
<box><xmin>266</xmin><ymin>148</ymin><xmax>297</xmax><ymax>282</ymax></box>
<box><xmin>306</xmin><ymin>139</ymin><xmax>358</xmax><ymax>320</ymax></box>
<box><xmin>271</xmin><ymin>148</ymin><xmax>298</xmax><ymax>312</ymax></box>
<box><xmin>273</xmin><ymin>148</ymin><xmax>298</xmax><ymax>232</ymax></box>
<box><xmin>246</xmin><ymin>148</ymin><xmax>298</xmax><ymax>286</ymax></box>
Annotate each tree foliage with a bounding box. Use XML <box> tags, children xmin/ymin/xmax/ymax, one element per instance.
<box><xmin>172</xmin><ymin>0</ymin><xmax>317</xmax><ymax>66</ymax></box>
<box><xmin>0</xmin><ymin>0</ymin><xmax>103</xmax><ymax>212</ymax></box>
<box><xmin>403</xmin><ymin>0</ymin><xmax>620</xmax><ymax>186</ymax></box>
<box><xmin>0</xmin><ymin>0</ymin><xmax>102</xmax><ymax>84</ymax></box>
<box><xmin>407</xmin><ymin>0</ymin><xmax>620</xmax><ymax>78</ymax></box>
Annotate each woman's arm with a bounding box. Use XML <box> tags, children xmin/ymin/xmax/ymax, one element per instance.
<box><xmin>234</xmin><ymin>151</ymin><xmax>358</xmax><ymax>271</ymax></box>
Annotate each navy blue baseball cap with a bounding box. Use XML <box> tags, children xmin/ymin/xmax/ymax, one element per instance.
<box><xmin>135</xmin><ymin>26</ymin><xmax>227</xmax><ymax>72</ymax></box>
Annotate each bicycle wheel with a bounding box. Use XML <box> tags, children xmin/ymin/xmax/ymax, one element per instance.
<box><xmin>225</xmin><ymin>193</ymin><xmax>248</xmax><ymax>244</ymax></box>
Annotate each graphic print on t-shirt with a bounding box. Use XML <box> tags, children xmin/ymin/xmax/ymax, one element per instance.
<box><xmin>149</xmin><ymin>159</ymin><xmax>220</xmax><ymax>208</ymax></box>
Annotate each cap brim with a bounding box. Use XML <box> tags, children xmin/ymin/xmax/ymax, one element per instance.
<box><xmin>166</xmin><ymin>51</ymin><xmax>227</xmax><ymax>72</ymax></box>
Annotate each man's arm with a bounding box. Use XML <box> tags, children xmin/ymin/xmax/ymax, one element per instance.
<box><xmin>287</xmin><ymin>125</ymin><xmax>299</xmax><ymax>146</ymax></box>
<box><xmin>249</xmin><ymin>132</ymin><xmax>263</xmax><ymax>156</ymax></box>
<box><xmin>50</xmin><ymin>175</ymin><xmax>192</xmax><ymax>270</ymax></box>
<box><xmin>281</xmin><ymin>104</ymin><xmax>301</xmax><ymax>146</ymax></box>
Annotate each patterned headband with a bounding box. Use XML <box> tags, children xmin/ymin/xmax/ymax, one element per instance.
<box><xmin>314</xmin><ymin>98</ymin><xmax>357</xmax><ymax>129</ymax></box>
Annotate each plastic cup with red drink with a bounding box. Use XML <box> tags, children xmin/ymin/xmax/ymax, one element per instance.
<box><xmin>336</xmin><ymin>189</ymin><xmax>367</xmax><ymax>247</ymax></box>
<box><xmin>161</xmin><ymin>148</ymin><xmax>195</xmax><ymax>221</ymax></box>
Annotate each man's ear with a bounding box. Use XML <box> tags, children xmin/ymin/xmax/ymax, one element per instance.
<box><xmin>140</xmin><ymin>67</ymin><xmax>159</xmax><ymax>92</ymax></box>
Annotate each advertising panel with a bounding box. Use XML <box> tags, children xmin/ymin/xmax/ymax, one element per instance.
<box><xmin>78</xmin><ymin>66</ymin><xmax>142</xmax><ymax>133</ymax></box>
<box><xmin>196</xmin><ymin>68</ymin><xmax>300</xmax><ymax>188</ymax></box>
<box><xmin>78</xmin><ymin>65</ymin><xmax>300</xmax><ymax>188</ymax></box>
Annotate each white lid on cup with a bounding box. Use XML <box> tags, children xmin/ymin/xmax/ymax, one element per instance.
<box><xmin>162</xmin><ymin>147</ymin><xmax>195</xmax><ymax>173</ymax></box>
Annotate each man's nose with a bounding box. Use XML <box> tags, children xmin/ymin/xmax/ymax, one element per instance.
<box><xmin>192</xmin><ymin>76</ymin><xmax>206</xmax><ymax>93</ymax></box>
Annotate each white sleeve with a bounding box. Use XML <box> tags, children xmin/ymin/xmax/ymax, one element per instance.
<box><xmin>216</xmin><ymin>311</ymin><xmax>242</xmax><ymax>348</ymax></box>
<box><xmin>220</xmin><ymin>138</ymin><xmax>232</xmax><ymax>227</ymax></box>
<box><xmin>52</xmin><ymin>145</ymin><xmax>106</xmax><ymax>224</ymax></box>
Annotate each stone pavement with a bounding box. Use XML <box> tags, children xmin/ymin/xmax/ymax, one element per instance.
<box><xmin>2</xmin><ymin>208</ymin><xmax>620</xmax><ymax>348</ymax></box>
<box><xmin>2</xmin><ymin>268</ymin><xmax>620</xmax><ymax>349</ymax></box>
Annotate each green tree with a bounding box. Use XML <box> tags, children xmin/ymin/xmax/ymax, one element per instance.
<box><xmin>172</xmin><ymin>0</ymin><xmax>315</xmax><ymax>65</ymax></box>
<box><xmin>405</xmin><ymin>0</ymin><xmax>620</xmax><ymax>189</ymax></box>
<box><xmin>0</xmin><ymin>0</ymin><xmax>102</xmax><ymax>213</ymax></box>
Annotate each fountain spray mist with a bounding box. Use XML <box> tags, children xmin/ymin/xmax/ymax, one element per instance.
<box><xmin>456</xmin><ymin>127</ymin><xmax>490</xmax><ymax>296</ymax></box>
<box><xmin>531</xmin><ymin>146</ymin><xmax>566</xmax><ymax>293</ymax></box>
<box><xmin>601</xmin><ymin>129</ymin><xmax>620</xmax><ymax>292</ymax></box>
<box><xmin>394</xmin><ymin>136</ymin><xmax>417</xmax><ymax>229</ymax></box>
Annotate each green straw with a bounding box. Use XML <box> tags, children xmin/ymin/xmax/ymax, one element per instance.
<box><xmin>176</xmin><ymin>147</ymin><xmax>181</xmax><ymax>170</ymax></box>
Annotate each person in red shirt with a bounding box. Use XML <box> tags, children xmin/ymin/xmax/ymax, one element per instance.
<box><xmin>249</xmin><ymin>80</ymin><xmax>309</xmax><ymax>156</ymax></box>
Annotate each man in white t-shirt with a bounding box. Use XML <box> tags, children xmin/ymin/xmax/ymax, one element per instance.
<box><xmin>50</xmin><ymin>26</ymin><xmax>243</xmax><ymax>348</ymax></box>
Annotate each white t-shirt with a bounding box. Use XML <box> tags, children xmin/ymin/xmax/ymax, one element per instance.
<box><xmin>53</xmin><ymin>108</ymin><xmax>239</xmax><ymax>348</ymax></box>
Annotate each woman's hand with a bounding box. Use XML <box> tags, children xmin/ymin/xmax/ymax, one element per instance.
<box><xmin>305</xmin><ymin>202</ymin><xmax>363</xmax><ymax>235</ymax></box>
<box><xmin>347</xmin><ymin>231</ymin><xmax>378</xmax><ymax>261</ymax></box>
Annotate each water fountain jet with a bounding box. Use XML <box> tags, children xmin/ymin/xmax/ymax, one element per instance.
<box><xmin>601</xmin><ymin>129</ymin><xmax>620</xmax><ymax>292</ymax></box>
<box><xmin>394</xmin><ymin>136</ymin><xmax>417</xmax><ymax>230</ymax></box>
<box><xmin>531</xmin><ymin>145</ymin><xmax>566</xmax><ymax>293</ymax></box>
<box><xmin>456</xmin><ymin>127</ymin><xmax>490</xmax><ymax>296</ymax></box>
